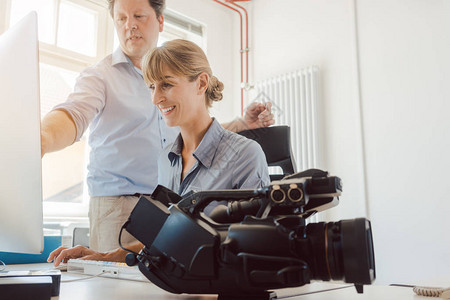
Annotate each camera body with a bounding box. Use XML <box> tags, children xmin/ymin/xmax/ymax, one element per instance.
<box><xmin>124</xmin><ymin>169</ymin><xmax>375</xmax><ymax>299</ymax></box>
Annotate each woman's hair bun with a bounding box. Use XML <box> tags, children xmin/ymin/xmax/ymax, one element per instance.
<box><xmin>207</xmin><ymin>75</ymin><xmax>224</xmax><ymax>103</ymax></box>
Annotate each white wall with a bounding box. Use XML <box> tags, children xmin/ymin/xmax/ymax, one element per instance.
<box><xmin>251</xmin><ymin>0</ymin><xmax>368</xmax><ymax>219</ymax></box>
<box><xmin>251</xmin><ymin>0</ymin><xmax>450</xmax><ymax>285</ymax></box>
<box><xmin>166</xmin><ymin>0</ymin><xmax>241</xmax><ymax>122</ymax></box>
<box><xmin>357</xmin><ymin>0</ymin><xmax>450</xmax><ymax>285</ymax></box>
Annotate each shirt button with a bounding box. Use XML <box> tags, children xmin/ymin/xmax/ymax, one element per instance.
<box><xmin>163</xmin><ymin>139</ymin><xmax>166</xmax><ymax>142</ymax></box>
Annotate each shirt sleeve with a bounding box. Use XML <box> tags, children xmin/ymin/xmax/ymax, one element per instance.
<box><xmin>53</xmin><ymin>66</ymin><xmax>106</xmax><ymax>141</ymax></box>
<box><xmin>232</xmin><ymin>139</ymin><xmax>271</xmax><ymax>189</ymax></box>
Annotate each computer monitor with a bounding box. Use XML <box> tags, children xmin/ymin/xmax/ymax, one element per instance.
<box><xmin>0</xmin><ymin>11</ymin><xmax>44</xmax><ymax>254</ymax></box>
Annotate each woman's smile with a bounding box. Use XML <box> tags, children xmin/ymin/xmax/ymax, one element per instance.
<box><xmin>159</xmin><ymin>105</ymin><xmax>176</xmax><ymax>115</ymax></box>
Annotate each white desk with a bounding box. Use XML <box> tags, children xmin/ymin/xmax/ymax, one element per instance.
<box><xmin>4</xmin><ymin>263</ymin><xmax>434</xmax><ymax>300</ymax></box>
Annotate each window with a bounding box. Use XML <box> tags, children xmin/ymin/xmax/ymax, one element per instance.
<box><xmin>1</xmin><ymin>1</ymin><xmax>205</xmax><ymax>223</ymax></box>
<box><xmin>2</xmin><ymin>0</ymin><xmax>112</xmax><ymax>222</ymax></box>
<box><xmin>8</xmin><ymin>0</ymin><xmax>111</xmax><ymax>67</ymax></box>
<box><xmin>161</xmin><ymin>9</ymin><xmax>205</xmax><ymax>49</ymax></box>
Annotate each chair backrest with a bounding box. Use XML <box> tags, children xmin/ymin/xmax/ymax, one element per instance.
<box><xmin>72</xmin><ymin>227</ymin><xmax>90</xmax><ymax>248</ymax></box>
<box><xmin>238</xmin><ymin>125</ymin><xmax>296</xmax><ymax>181</ymax></box>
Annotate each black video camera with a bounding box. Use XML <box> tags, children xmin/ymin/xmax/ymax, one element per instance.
<box><xmin>122</xmin><ymin>169</ymin><xmax>376</xmax><ymax>299</ymax></box>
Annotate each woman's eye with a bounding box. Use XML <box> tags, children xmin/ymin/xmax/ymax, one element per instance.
<box><xmin>149</xmin><ymin>84</ymin><xmax>155</xmax><ymax>90</ymax></box>
<box><xmin>162</xmin><ymin>82</ymin><xmax>172</xmax><ymax>89</ymax></box>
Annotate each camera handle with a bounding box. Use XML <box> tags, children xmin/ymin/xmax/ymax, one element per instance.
<box><xmin>177</xmin><ymin>187</ymin><xmax>270</xmax><ymax>216</ymax></box>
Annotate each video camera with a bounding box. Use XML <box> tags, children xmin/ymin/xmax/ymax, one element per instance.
<box><xmin>122</xmin><ymin>169</ymin><xmax>375</xmax><ymax>299</ymax></box>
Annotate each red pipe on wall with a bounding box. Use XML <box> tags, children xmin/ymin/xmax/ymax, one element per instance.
<box><xmin>212</xmin><ymin>0</ymin><xmax>251</xmax><ymax>116</ymax></box>
<box><xmin>227</xmin><ymin>0</ymin><xmax>249</xmax><ymax>85</ymax></box>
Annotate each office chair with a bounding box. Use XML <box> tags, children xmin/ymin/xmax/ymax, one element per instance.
<box><xmin>238</xmin><ymin>125</ymin><xmax>296</xmax><ymax>181</ymax></box>
<box><xmin>72</xmin><ymin>227</ymin><xmax>90</xmax><ymax>248</ymax></box>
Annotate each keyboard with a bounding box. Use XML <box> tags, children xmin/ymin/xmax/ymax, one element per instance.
<box><xmin>67</xmin><ymin>259</ymin><xmax>148</xmax><ymax>282</ymax></box>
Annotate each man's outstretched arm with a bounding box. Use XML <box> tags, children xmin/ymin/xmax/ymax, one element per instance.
<box><xmin>41</xmin><ymin>109</ymin><xmax>77</xmax><ymax>157</ymax></box>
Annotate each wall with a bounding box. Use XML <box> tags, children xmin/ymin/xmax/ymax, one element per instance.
<box><xmin>251</xmin><ymin>0</ymin><xmax>368</xmax><ymax>219</ymax></box>
<box><xmin>251</xmin><ymin>0</ymin><xmax>450</xmax><ymax>285</ymax></box>
<box><xmin>166</xmin><ymin>0</ymin><xmax>241</xmax><ymax>122</ymax></box>
<box><xmin>357</xmin><ymin>0</ymin><xmax>450</xmax><ymax>285</ymax></box>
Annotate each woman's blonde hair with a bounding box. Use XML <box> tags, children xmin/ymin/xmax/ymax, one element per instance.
<box><xmin>142</xmin><ymin>39</ymin><xmax>224</xmax><ymax>107</ymax></box>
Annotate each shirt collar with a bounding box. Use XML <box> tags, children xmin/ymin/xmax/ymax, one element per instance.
<box><xmin>168</xmin><ymin>134</ymin><xmax>184</xmax><ymax>165</ymax></box>
<box><xmin>168</xmin><ymin>118</ymin><xmax>225</xmax><ymax>168</ymax></box>
<box><xmin>112</xmin><ymin>47</ymin><xmax>129</xmax><ymax>66</ymax></box>
<box><xmin>112</xmin><ymin>47</ymin><xmax>143</xmax><ymax>76</ymax></box>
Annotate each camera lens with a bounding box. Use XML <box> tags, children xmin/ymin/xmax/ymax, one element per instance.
<box><xmin>304</xmin><ymin>218</ymin><xmax>375</xmax><ymax>285</ymax></box>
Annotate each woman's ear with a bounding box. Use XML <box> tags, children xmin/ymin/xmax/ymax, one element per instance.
<box><xmin>197</xmin><ymin>72</ymin><xmax>209</xmax><ymax>95</ymax></box>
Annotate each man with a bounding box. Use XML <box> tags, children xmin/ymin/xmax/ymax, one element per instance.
<box><xmin>42</xmin><ymin>0</ymin><xmax>274</xmax><ymax>252</ymax></box>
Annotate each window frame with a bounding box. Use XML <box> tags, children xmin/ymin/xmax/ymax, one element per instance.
<box><xmin>163</xmin><ymin>9</ymin><xmax>207</xmax><ymax>51</ymax></box>
<box><xmin>2</xmin><ymin>0</ymin><xmax>114</xmax><ymax>72</ymax></box>
<box><xmin>39</xmin><ymin>0</ymin><xmax>113</xmax><ymax>71</ymax></box>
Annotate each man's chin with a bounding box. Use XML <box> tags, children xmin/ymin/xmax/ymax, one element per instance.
<box><xmin>124</xmin><ymin>45</ymin><xmax>149</xmax><ymax>59</ymax></box>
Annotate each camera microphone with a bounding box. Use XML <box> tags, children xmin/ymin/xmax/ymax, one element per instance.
<box><xmin>209</xmin><ymin>198</ymin><xmax>262</xmax><ymax>223</ymax></box>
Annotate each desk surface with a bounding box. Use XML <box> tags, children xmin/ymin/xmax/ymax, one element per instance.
<box><xmin>3</xmin><ymin>263</ymin><xmax>435</xmax><ymax>300</ymax></box>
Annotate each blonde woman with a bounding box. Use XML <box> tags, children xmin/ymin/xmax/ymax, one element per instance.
<box><xmin>143</xmin><ymin>39</ymin><xmax>270</xmax><ymax>215</ymax></box>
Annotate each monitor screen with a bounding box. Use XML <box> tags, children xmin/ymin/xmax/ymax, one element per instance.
<box><xmin>0</xmin><ymin>11</ymin><xmax>44</xmax><ymax>254</ymax></box>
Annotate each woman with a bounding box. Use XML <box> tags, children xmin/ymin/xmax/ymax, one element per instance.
<box><xmin>142</xmin><ymin>39</ymin><xmax>270</xmax><ymax>215</ymax></box>
<box><xmin>47</xmin><ymin>39</ymin><xmax>270</xmax><ymax>265</ymax></box>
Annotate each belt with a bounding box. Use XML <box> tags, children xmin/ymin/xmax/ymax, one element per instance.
<box><xmin>123</xmin><ymin>193</ymin><xmax>152</xmax><ymax>198</ymax></box>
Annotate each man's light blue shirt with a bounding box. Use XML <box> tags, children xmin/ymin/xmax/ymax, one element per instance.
<box><xmin>55</xmin><ymin>48</ymin><xmax>179</xmax><ymax>196</ymax></box>
<box><xmin>158</xmin><ymin>118</ymin><xmax>270</xmax><ymax>215</ymax></box>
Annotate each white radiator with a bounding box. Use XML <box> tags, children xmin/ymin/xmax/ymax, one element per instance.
<box><xmin>254</xmin><ymin>66</ymin><xmax>320</xmax><ymax>172</ymax></box>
